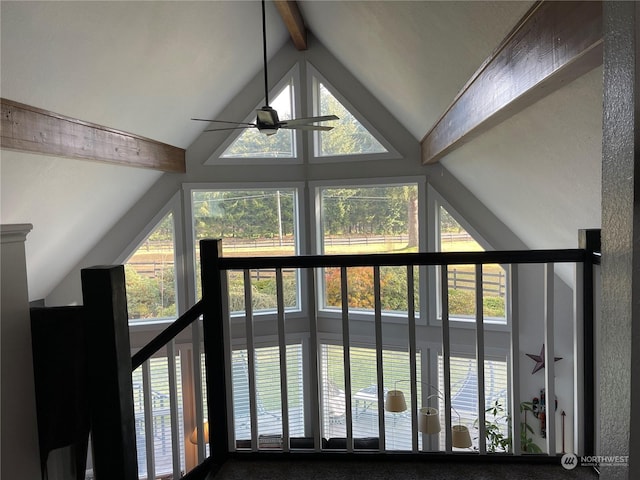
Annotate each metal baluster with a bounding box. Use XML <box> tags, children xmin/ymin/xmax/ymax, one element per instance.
<box><xmin>407</xmin><ymin>265</ymin><xmax>419</xmax><ymax>453</ymax></box>
<box><xmin>341</xmin><ymin>267</ymin><xmax>354</xmax><ymax>452</ymax></box>
<box><xmin>373</xmin><ymin>266</ymin><xmax>385</xmax><ymax>451</ymax></box>
<box><xmin>276</xmin><ymin>268</ymin><xmax>290</xmax><ymax>452</ymax></box>
<box><xmin>244</xmin><ymin>269</ymin><xmax>258</xmax><ymax>451</ymax></box>
<box><xmin>475</xmin><ymin>265</ymin><xmax>487</xmax><ymax>454</ymax></box>
<box><xmin>142</xmin><ymin>360</ymin><xmax>156</xmax><ymax>479</ymax></box>
<box><xmin>544</xmin><ymin>264</ymin><xmax>556</xmax><ymax>455</ymax></box>
<box><xmin>167</xmin><ymin>341</ymin><xmax>181</xmax><ymax>478</ymax></box>
<box><xmin>440</xmin><ymin>265</ymin><xmax>452</xmax><ymax>452</ymax></box>
<box><xmin>509</xmin><ymin>265</ymin><xmax>521</xmax><ymax>455</ymax></box>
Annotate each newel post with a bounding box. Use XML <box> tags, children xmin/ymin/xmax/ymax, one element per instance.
<box><xmin>81</xmin><ymin>266</ymin><xmax>138</xmax><ymax>480</ymax></box>
<box><xmin>199</xmin><ymin>239</ymin><xmax>229</xmax><ymax>465</ymax></box>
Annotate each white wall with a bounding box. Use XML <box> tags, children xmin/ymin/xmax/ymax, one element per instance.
<box><xmin>1</xmin><ymin>224</ymin><xmax>41</xmax><ymax>480</ymax></box>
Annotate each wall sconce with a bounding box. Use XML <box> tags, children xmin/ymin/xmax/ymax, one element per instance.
<box><xmin>189</xmin><ymin>420</ymin><xmax>209</xmax><ymax>445</ymax></box>
<box><xmin>384</xmin><ymin>381</ymin><xmax>471</xmax><ymax>448</ymax></box>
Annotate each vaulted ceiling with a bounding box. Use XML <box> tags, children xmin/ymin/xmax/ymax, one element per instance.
<box><xmin>0</xmin><ymin>1</ymin><xmax>602</xmax><ymax>301</ymax></box>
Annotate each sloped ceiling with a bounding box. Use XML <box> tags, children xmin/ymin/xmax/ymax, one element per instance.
<box><xmin>0</xmin><ymin>0</ymin><xmax>289</xmax><ymax>300</ymax></box>
<box><xmin>299</xmin><ymin>1</ymin><xmax>533</xmax><ymax>140</ymax></box>
<box><xmin>1</xmin><ymin>0</ymin><xmax>601</xmax><ymax>301</ymax></box>
<box><xmin>442</xmin><ymin>66</ymin><xmax>603</xmax><ymax>250</ymax></box>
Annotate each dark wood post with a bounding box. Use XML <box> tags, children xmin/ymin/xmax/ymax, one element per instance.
<box><xmin>199</xmin><ymin>240</ymin><xmax>229</xmax><ymax>466</ymax></box>
<box><xmin>81</xmin><ymin>266</ymin><xmax>138</xmax><ymax>480</ymax></box>
<box><xmin>579</xmin><ymin>228</ymin><xmax>599</xmax><ymax>457</ymax></box>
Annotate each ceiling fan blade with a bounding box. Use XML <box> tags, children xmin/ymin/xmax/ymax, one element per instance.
<box><xmin>279</xmin><ymin>115</ymin><xmax>339</xmax><ymax>127</ymax></box>
<box><xmin>192</xmin><ymin>118</ymin><xmax>255</xmax><ymax>126</ymax></box>
<box><xmin>280</xmin><ymin>124</ymin><xmax>334</xmax><ymax>131</ymax></box>
<box><xmin>203</xmin><ymin>126</ymin><xmax>255</xmax><ymax>133</ymax></box>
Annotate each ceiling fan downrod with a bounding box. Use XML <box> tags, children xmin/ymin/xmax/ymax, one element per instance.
<box><xmin>262</xmin><ymin>0</ymin><xmax>269</xmax><ymax>107</ymax></box>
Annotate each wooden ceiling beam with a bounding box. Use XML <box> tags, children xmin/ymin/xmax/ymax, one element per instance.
<box><xmin>274</xmin><ymin>0</ymin><xmax>307</xmax><ymax>51</ymax></box>
<box><xmin>1</xmin><ymin>98</ymin><xmax>185</xmax><ymax>173</ymax></box>
<box><xmin>421</xmin><ymin>1</ymin><xmax>603</xmax><ymax>165</ymax></box>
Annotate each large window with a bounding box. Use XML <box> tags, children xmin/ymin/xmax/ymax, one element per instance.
<box><xmin>438</xmin><ymin>355</ymin><xmax>508</xmax><ymax>452</ymax></box>
<box><xmin>318</xmin><ymin>183</ymin><xmax>419</xmax><ymax>313</ymax></box>
<box><xmin>125</xmin><ymin>212</ymin><xmax>177</xmax><ymax>323</ymax></box>
<box><xmin>320</xmin><ymin>344</ymin><xmax>422</xmax><ymax>451</ymax></box>
<box><xmin>192</xmin><ymin>188</ymin><xmax>299</xmax><ymax>312</ymax></box>
<box><xmin>132</xmin><ymin>354</ymin><xmax>185</xmax><ymax>477</ymax></box>
<box><xmin>231</xmin><ymin>344</ymin><xmax>305</xmax><ymax>446</ymax></box>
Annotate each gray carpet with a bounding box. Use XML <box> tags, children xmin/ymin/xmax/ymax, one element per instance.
<box><xmin>210</xmin><ymin>458</ymin><xmax>600</xmax><ymax>479</ymax></box>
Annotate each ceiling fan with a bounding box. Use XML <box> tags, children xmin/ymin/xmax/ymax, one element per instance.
<box><xmin>192</xmin><ymin>0</ymin><xmax>338</xmax><ymax>136</ymax></box>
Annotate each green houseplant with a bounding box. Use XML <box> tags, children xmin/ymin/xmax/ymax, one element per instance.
<box><xmin>474</xmin><ymin>400</ymin><xmax>543</xmax><ymax>453</ymax></box>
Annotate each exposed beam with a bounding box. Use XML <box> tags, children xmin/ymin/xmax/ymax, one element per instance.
<box><xmin>1</xmin><ymin>98</ymin><xmax>185</xmax><ymax>173</ymax></box>
<box><xmin>421</xmin><ymin>1</ymin><xmax>603</xmax><ymax>165</ymax></box>
<box><xmin>274</xmin><ymin>0</ymin><xmax>307</xmax><ymax>51</ymax></box>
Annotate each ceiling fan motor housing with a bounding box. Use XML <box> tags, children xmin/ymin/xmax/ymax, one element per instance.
<box><xmin>256</xmin><ymin>106</ymin><xmax>280</xmax><ymax>135</ymax></box>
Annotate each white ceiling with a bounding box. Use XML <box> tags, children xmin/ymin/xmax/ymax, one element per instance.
<box><xmin>0</xmin><ymin>1</ymin><xmax>602</xmax><ymax>301</ymax></box>
<box><xmin>300</xmin><ymin>1</ymin><xmax>532</xmax><ymax>140</ymax></box>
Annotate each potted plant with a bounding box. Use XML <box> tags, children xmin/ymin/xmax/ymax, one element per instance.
<box><xmin>474</xmin><ymin>400</ymin><xmax>542</xmax><ymax>453</ymax></box>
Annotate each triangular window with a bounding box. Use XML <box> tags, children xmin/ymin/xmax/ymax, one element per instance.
<box><xmin>311</xmin><ymin>75</ymin><xmax>389</xmax><ymax>158</ymax></box>
<box><xmin>124</xmin><ymin>212</ymin><xmax>177</xmax><ymax>323</ymax></box>
<box><xmin>209</xmin><ymin>62</ymin><xmax>399</xmax><ymax>164</ymax></box>
<box><xmin>220</xmin><ymin>79</ymin><xmax>297</xmax><ymax>160</ymax></box>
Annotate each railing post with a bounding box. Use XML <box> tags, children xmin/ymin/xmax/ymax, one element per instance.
<box><xmin>579</xmin><ymin>228</ymin><xmax>599</xmax><ymax>456</ymax></box>
<box><xmin>81</xmin><ymin>266</ymin><xmax>138</xmax><ymax>480</ymax></box>
<box><xmin>199</xmin><ymin>239</ymin><xmax>229</xmax><ymax>464</ymax></box>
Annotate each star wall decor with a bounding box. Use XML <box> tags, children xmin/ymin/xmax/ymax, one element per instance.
<box><xmin>525</xmin><ymin>344</ymin><xmax>562</xmax><ymax>374</ymax></box>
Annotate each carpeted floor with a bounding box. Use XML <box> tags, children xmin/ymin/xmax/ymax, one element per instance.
<box><xmin>209</xmin><ymin>458</ymin><xmax>600</xmax><ymax>480</ymax></box>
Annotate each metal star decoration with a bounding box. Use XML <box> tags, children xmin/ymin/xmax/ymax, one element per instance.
<box><xmin>525</xmin><ymin>344</ymin><xmax>562</xmax><ymax>374</ymax></box>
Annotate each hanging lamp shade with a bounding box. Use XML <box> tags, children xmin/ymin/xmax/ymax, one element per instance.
<box><xmin>451</xmin><ymin>424</ymin><xmax>472</xmax><ymax>448</ymax></box>
<box><xmin>385</xmin><ymin>390</ymin><xmax>407</xmax><ymax>412</ymax></box>
<box><xmin>418</xmin><ymin>407</ymin><xmax>441</xmax><ymax>434</ymax></box>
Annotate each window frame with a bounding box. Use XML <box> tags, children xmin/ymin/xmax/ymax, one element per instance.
<box><xmin>426</xmin><ymin>185</ymin><xmax>510</xmax><ymax>331</ymax></box>
<box><xmin>306</xmin><ymin>63</ymin><xmax>401</xmax><ymax>164</ymax></box>
<box><xmin>116</xmin><ymin>192</ymin><xmax>185</xmax><ymax>327</ymax></box>
<box><xmin>206</xmin><ymin>66</ymin><xmax>304</xmax><ymax>166</ymax></box>
<box><xmin>434</xmin><ymin>347</ymin><xmax>511</xmax><ymax>452</ymax></box>
<box><xmin>184</xmin><ymin>181</ymin><xmax>308</xmax><ymax>321</ymax></box>
<box><xmin>309</xmin><ymin>176</ymin><xmax>427</xmax><ymax>323</ymax></box>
